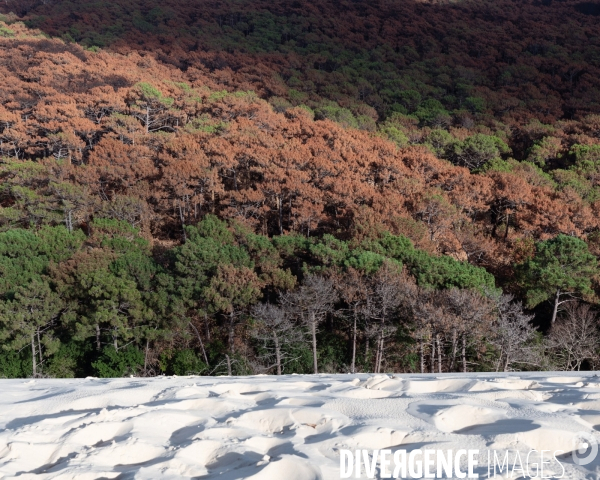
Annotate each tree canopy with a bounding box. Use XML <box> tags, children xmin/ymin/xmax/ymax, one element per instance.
<box><xmin>0</xmin><ymin>1</ymin><xmax>600</xmax><ymax>377</ymax></box>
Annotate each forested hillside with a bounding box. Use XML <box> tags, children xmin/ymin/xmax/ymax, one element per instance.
<box><xmin>1</xmin><ymin>1</ymin><xmax>600</xmax><ymax>377</ymax></box>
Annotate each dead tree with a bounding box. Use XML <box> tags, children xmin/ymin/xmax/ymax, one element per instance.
<box><xmin>250</xmin><ymin>303</ymin><xmax>304</xmax><ymax>375</ymax></box>
<box><xmin>280</xmin><ymin>274</ymin><xmax>337</xmax><ymax>374</ymax></box>
<box><xmin>444</xmin><ymin>288</ymin><xmax>495</xmax><ymax>373</ymax></box>
<box><xmin>368</xmin><ymin>263</ymin><xmax>416</xmax><ymax>373</ymax></box>
<box><xmin>548</xmin><ymin>302</ymin><xmax>600</xmax><ymax>371</ymax></box>
<box><xmin>410</xmin><ymin>293</ymin><xmax>444</xmax><ymax>373</ymax></box>
<box><xmin>336</xmin><ymin>269</ymin><xmax>371</xmax><ymax>374</ymax></box>
<box><xmin>490</xmin><ymin>294</ymin><xmax>537</xmax><ymax>372</ymax></box>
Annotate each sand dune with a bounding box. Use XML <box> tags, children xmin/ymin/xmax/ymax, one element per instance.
<box><xmin>1</xmin><ymin>373</ymin><xmax>600</xmax><ymax>479</ymax></box>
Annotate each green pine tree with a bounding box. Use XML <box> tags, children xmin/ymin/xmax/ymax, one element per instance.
<box><xmin>518</xmin><ymin>234</ymin><xmax>598</xmax><ymax>323</ymax></box>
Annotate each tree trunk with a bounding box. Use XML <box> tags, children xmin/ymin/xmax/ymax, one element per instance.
<box><xmin>189</xmin><ymin>321</ymin><xmax>209</xmax><ymax>367</ymax></box>
<box><xmin>450</xmin><ymin>329</ymin><xmax>458</xmax><ymax>372</ymax></box>
<box><xmin>66</xmin><ymin>210</ymin><xmax>73</xmax><ymax>232</ymax></box>
<box><xmin>551</xmin><ymin>288</ymin><xmax>561</xmax><ymax>324</ymax></box>
<box><xmin>31</xmin><ymin>334</ymin><xmax>37</xmax><ymax>378</ymax></box>
<box><xmin>96</xmin><ymin>324</ymin><xmax>101</xmax><ymax>351</ymax></box>
<box><xmin>374</xmin><ymin>335</ymin><xmax>381</xmax><ymax>374</ymax></box>
<box><xmin>225</xmin><ymin>354</ymin><xmax>232</xmax><ymax>376</ymax></box>
<box><xmin>351</xmin><ymin>308</ymin><xmax>357</xmax><ymax>374</ymax></box>
<box><xmin>311</xmin><ymin>313</ymin><xmax>318</xmax><ymax>374</ymax></box>
<box><xmin>420</xmin><ymin>338</ymin><xmax>425</xmax><ymax>374</ymax></box>
<box><xmin>436</xmin><ymin>333</ymin><xmax>442</xmax><ymax>374</ymax></box>
<box><xmin>178</xmin><ymin>204</ymin><xmax>186</xmax><ymax>242</ymax></box>
<box><xmin>274</xmin><ymin>335</ymin><xmax>281</xmax><ymax>375</ymax></box>
<box><xmin>377</xmin><ymin>335</ymin><xmax>385</xmax><ymax>373</ymax></box>
<box><xmin>204</xmin><ymin>313</ymin><xmax>211</xmax><ymax>342</ymax></box>
<box><xmin>494</xmin><ymin>347</ymin><xmax>503</xmax><ymax>372</ymax></box>
<box><xmin>228</xmin><ymin>311</ymin><xmax>235</xmax><ymax>353</ymax></box>
<box><xmin>462</xmin><ymin>335</ymin><xmax>467</xmax><ymax>373</ymax></box>
<box><xmin>431</xmin><ymin>335</ymin><xmax>436</xmax><ymax>373</ymax></box>
<box><xmin>374</xmin><ymin>333</ymin><xmax>383</xmax><ymax>374</ymax></box>
<box><xmin>37</xmin><ymin>327</ymin><xmax>43</xmax><ymax>366</ymax></box>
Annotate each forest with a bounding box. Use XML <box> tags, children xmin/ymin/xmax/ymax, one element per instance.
<box><xmin>1</xmin><ymin>0</ymin><xmax>600</xmax><ymax>377</ymax></box>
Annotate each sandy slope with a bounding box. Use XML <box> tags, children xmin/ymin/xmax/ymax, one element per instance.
<box><xmin>1</xmin><ymin>373</ymin><xmax>600</xmax><ymax>479</ymax></box>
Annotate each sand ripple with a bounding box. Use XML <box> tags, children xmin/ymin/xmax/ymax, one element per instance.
<box><xmin>1</xmin><ymin>373</ymin><xmax>599</xmax><ymax>478</ymax></box>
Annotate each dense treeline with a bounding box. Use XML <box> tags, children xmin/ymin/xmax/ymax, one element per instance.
<box><xmin>4</xmin><ymin>0</ymin><xmax>600</xmax><ymax>126</ymax></box>
<box><xmin>1</xmin><ymin>216</ymin><xmax>598</xmax><ymax>378</ymax></box>
<box><xmin>0</xmin><ymin>8</ymin><xmax>600</xmax><ymax>376</ymax></box>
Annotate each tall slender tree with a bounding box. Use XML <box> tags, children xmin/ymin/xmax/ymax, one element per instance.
<box><xmin>280</xmin><ymin>274</ymin><xmax>337</xmax><ymax>374</ymax></box>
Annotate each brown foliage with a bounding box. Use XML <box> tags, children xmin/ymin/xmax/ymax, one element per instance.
<box><xmin>0</xmin><ymin>28</ymin><xmax>598</xmax><ymax>279</ymax></box>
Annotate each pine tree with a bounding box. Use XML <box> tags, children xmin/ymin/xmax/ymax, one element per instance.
<box><xmin>0</xmin><ymin>279</ymin><xmax>63</xmax><ymax>377</ymax></box>
<box><xmin>518</xmin><ymin>235</ymin><xmax>598</xmax><ymax>324</ymax></box>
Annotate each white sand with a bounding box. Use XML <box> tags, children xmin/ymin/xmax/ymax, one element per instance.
<box><xmin>1</xmin><ymin>372</ymin><xmax>600</xmax><ymax>479</ymax></box>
